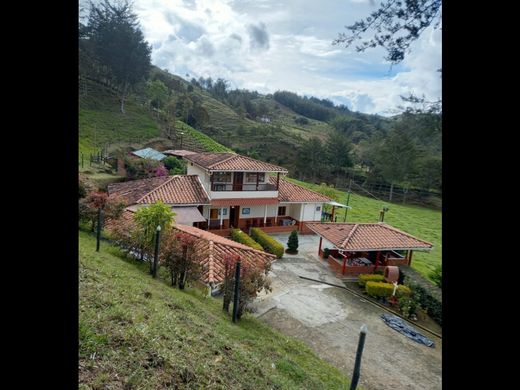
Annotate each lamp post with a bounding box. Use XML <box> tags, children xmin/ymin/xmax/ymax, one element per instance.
<box><xmin>350</xmin><ymin>324</ymin><xmax>367</xmax><ymax>390</ymax></box>
<box><xmin>152</xmin><ymin>225</ymin><xmax>161</xmax><ymax>278</ymax></box>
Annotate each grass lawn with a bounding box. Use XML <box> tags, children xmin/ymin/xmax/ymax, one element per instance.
<box><xmin>79</xmin><ymin>231</ymin><xmax>351</xmax><ymax>389</ymax></box>
<box><xmin>286</xmin><ymin>178</ymin><xmax>441</xmax><ymax>280</ymax></box>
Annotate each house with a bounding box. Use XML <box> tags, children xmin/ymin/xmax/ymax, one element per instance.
<box><xmin>108</xmin><ymin>152</ymin><xmax>332</xmax><ymax>235</ymax></box>
<box><xmin>306</xmin><ymin>222</ymin><xmax>433</xmax><ymax>276</ymax></box>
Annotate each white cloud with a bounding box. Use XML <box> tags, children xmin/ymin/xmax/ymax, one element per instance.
<box><xmin>129</xmin><ymin>0</ymin><xmax>441</xmax><ymax>115</ymax></box>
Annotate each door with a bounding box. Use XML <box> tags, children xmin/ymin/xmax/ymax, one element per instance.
<box><xmin>233</xmin><ymin>172</ymin><xmax>243</xmax><ymax>191</ymax></box>
<box><xmin>229</xmin><ymin>206</ymin><xmax>240</xmax><ymax>228</ymax></box>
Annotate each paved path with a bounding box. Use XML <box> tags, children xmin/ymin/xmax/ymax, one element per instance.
<box><xmin>252</xmin><ymin>233</ymin><xmax>442</xmax><ymax>390</ymax></box>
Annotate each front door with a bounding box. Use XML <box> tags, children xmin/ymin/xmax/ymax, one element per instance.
<box><xmin>233</xmin><ymin>172</ymin><xmax>243</xmax><ymax>191</ymax></box>
<box><xmin>229</xmin><ymin>206</ymin><xmax>240</xmax><ymax>228</ymax></box>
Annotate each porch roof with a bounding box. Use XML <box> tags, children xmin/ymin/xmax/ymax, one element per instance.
<box><xmin>306</xmin><ymin>222</ymin><xmax>433</xmax><ymax>252</ymax></box>
<box><xmin>211</xmin><ymin>198</ymin><xmax>279</xmax><ymax>206</ymax></box>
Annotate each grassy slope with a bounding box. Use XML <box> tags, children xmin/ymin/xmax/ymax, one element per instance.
<box><xmin>286</xmin><ymin>178</ymin><xmax>441</xmax><ymax>280</ymax></box>
<box><xmin>79</xmin><ymin>231</ymin><xmax>351</xmax><ymax>389</ymax></box>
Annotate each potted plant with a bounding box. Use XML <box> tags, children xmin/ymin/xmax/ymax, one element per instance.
<box><xmin>285</xmin><ymin>230</ymin><xmax>299</xmax><ymax>254</ymax></box>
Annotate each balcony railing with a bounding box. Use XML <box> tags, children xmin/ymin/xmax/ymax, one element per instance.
<box><xmin>211</xmin><ymin>183</ymin><xmax>278</xmax><ymax>191</ymax></box>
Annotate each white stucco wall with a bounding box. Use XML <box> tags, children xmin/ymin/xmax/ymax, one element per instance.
<box><xmin>187</xmin><ymin>164</ymin><xmax>211</xmax><ymax>192</ymax></box>
<box><xmin>281</xmin><ymin>203</ymin><xmax>324</xmax><ymax>222</ymax></box>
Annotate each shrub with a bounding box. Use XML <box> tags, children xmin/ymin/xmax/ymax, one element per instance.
<box><xmin>322</xmin><ymin>248</ymin><xmax>330</xmax><ymax>258</ymax></box>
<box><xmin>250</xmin><ymin>228</ymin><xmax>284</xmax><ymax>258</ymax></box>
<box><xmin>230</xmin><ymin>229</ymin><xmax>263</xmax><ymax>251</ymax></box>
<box><xmin>365</xmin><ymin>281</ymin><xmax>411</xmax><ymax>299</ymax></box>
<box><xmin>163</xmin><ymin>156</ymin><xmax>187</xmax><ymax>175</ymax></box>
<box><xmin>358</xmin><ymin>274</ymin><xmax>385</xmax><ymax>287</ymax></box>
<box><xmin>405</xmin><ymin>279</ymin><xmax>442</xmax><ymax>325</ymax></box>
<box><xmin>398</xmin><ymin>295</ymin><xmax>419</xmax><ymax>319</ymax></box>
<box><xmin>287</xmin><ymin>230</ymin><xmax>299</xmax><ymax>252</ymax></box>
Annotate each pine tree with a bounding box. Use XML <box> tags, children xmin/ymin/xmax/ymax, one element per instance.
<box><xmin>287</xmin><ymin>230</ymin><xmax>299</xmax><ymax>253</ymax></box>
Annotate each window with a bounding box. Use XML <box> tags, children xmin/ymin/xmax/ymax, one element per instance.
<box><xmin>213</xmin><ymin>172</ymin><xmax>231</xmax><ymax>182</ymax></box>
<box><xmin>278</xmin><ymin>206</ymin><xmax>286</xmax><ymax>216</ymax></box>
<box><xmin>316</xmin><ymin>206</ymin><xmax>321</xmax><ymax>211</ymax></box>
<box><xmin>242</xmin><ymin>208</ymin><xmax>250</xmax><ymax>215</ymax></box>
<box><xmin>245</xmin><ymin>172</ymin><xmax>265</xmax><ymax>183</ymax></box>
<box><xmin>210</xmin><ymin>209</ymin><xmax>219</xmax><ymax>219</ymax></box>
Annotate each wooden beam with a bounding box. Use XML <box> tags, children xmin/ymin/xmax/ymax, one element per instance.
<box><xmin>374</xmin><ymin>251</ymin><xmax>381</xmax><ymax>272</ymax></box>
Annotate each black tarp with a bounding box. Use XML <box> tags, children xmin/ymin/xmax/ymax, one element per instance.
<box><xmin>380</xmin><ymin>314</ymin><xmax>435</xmax><ymax>348</ymax></box>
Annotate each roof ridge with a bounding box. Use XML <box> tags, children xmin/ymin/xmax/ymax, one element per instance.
<box><xmin>378</xmin><ymin>223</ymin><xmax>433</xmax><ymax>247</ymax></box>
<box><xmin>273</xmin><ymin>178</ymin><xmax>332</xmax><ymax>201</ymax></box>
<box><xmin>207</xmin><ymin>153</ymin><xmax>236</xmax><ymax>169</ymax></box>
<box><xmin>341</xmin><ymin>223</ymin><xmax>359</xmax><ymax>248</ymax></box>
<box><xmin>135</xmin><ymin>175</ymin><xmax>177</xmax><ymax>204</ymax></box>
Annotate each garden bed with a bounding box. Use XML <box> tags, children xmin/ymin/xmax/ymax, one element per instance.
<box><xmin>342</xmin><ymin>280</ymin><xmax>442</xmax><ymax>335</ymax></box>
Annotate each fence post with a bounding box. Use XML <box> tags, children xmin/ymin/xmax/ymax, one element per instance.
<box><xmin>152</xmin><ymin>225</ymin><xmax>161</xmax><ymax>278</ymax></box>
<box><xmin>232</xmin><ymin>260</ymin><xmax>241</xmax><ymax>323</ymax></box>
<box><xmin>96</xmin><ymin>208</ymin><xmax>103</xmax><ymax>252</ymax></box>
<box><xmin>349</xmin><ymin>324</ymin><xmax>367</xmax><ymax>390</ymax></box>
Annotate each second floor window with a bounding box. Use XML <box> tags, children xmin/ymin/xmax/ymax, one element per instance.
<box><xmin>213</xmin><ymin>172</ymin><xmax>231</xmax><ymax>182</ymax></box>
<box><xmin>278</xmin><ymin>206</ymin><xmax>286</xmax><ymax>216</ymax></box>
<box><xmin>245</xmin><ymin>172</ymin><xmax>265</xmax><ymax>183</ymax></box>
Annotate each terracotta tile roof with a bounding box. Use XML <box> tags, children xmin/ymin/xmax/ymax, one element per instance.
<box><xmin>137</xmin><ymin>175</ymin><xmax>210</xmax><ymax>205</ymax></box>
<box><xmin>306</xmin><ymin>222</ymin><xmax>433</xmax><ymax>251</ymax></box>
<box><xmin>211</xmin><ymin>198</ymin><xmax>279</xmax><ymax>206</ymax></box>
<box><xmin>108</xmin><ymin>175</ymin><xmax>210</xmax><ymax>205</ymax></box>
<box><xmin>173</xmin><ymin>224</ymin><xmax>276</xmax><ymax>284</ymax></box>
<box><xmin>270</xmin><ymin>178</ymin><xmax>331</xmax><ymax>203</ymax></box>
<box><xmin>105</xmin><ymin>210</ymin><xmax>275</xmax><ymax>284</ymax></box>
<box><xmin>107</xmin><ymin>176</ymin><xmax>172</xmax><ymax>204</ymax></box>
<box><xmin>185</xmin><ymin>152</ymin><xmax>288</xmax><ymax>172</ymax></box>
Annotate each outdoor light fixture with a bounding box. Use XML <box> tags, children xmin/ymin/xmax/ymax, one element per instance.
<box><xmin>157</xmin><ymin>225</ymin><xmax>161</xmax><ymax>231</ymax></box>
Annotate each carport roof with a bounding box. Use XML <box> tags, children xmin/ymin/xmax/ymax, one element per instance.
<box><xmin>306</xmin><ymin>222</ymin><xmax>433</xmax><ymax>252</ymax></box>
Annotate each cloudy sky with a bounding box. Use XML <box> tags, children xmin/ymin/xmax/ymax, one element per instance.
<box><xmin>117</xmin><ymin>0</ymin><xmax>441</xmax><ymax>115</ymax></box>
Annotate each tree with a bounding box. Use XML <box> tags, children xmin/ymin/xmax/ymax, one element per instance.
<box><xmin>373</xmin><ymin>127</ymin><xmax>418</xmax><ymax>200</ymax></box>
<box><xmin>325</xmin><ymin>131</ymin><xmax>353</xmax><ymax>182</ymax></box>
<box><xmin>79</xmin><ymin>191</ymin><xmax>127</xmax><ymax>231</ymax></box>
<box><xmin>161</xmin><ymin>231</ymin><xmax>202</xmax><ymax>289</ymax></box>
<box><xmin>134</xmin><ymin>201</ymin><xmax>175</xmax><ymax>265</ymax></box>
<box><xmin>86</xmin><ymin>0</ymin><xmax>152</xmax><ymax>113</ymax></box>
<box><xmin>124</xmin><ymin>157</ymin><xmax>168</xmax><ymax>180</ymax></box>
<box><xmin>286</xmin><ymin>230</ymin><xmax>299</xmax><ymax>253</ymax></box>
<box><xmin>333</xmin><ymin>0</ymin><xmax>442</xmax><ymax>64</ymax></box>
<box><xmin>163</xmin><ymin>156</ymin><xmax>186</xmax><ymax>175</ymax></box>
<box><xmin>145</xmin><ymin>79</ymin><xmax>169</xmax><ymax>111</ymax></box>
<box><xmin>296</xmin><ymin>137</ymin><xmax>324</xmax><ymax>182</ymax></box>
<box><xmin>429</xmin><ymin>264</ymin><xmax>442</xmax><ymax>288</ymax></box>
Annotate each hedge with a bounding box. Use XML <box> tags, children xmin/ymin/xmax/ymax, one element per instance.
<box><xmin>358</xmin><ymin>274</ymin><xmax>385</xmax><ymax>287</ymax></box>
<box><xmin>250</xmin><ymin>228</ymin><xmax>284</xmax><ymax>258</ymax></box>
<box><xmin>405</xmin><ymin>278</ymin><xmax>442</xmax><ymax>326</ymax></box>
<box><xmin>230</xmin><ymin>229</ymin><xmax>263</xmax><ymax>251</ymax></box>
<box><xmin>365</xmin><ymin>281</ymin><xmax>411</xmax><ymax>299</ymax></box>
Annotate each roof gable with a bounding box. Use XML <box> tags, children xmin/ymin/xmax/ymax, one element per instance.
<box><xmin>185</xmin><ymin>152</ymin><xmax>288</xmax><ymax>172</ymax></box>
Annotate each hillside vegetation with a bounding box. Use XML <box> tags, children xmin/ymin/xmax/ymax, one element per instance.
<box><xmin>287</xmin><ymin>178</ymin><xmax>441</xmax><ymax>279</ymax></box>
<box><xmin>79</xmin><ymin>231</ymin><xmax>351</xmax><ymax>389</ymax></box>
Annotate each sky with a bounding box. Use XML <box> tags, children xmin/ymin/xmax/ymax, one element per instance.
<box><xmin>87</xmin><ymin>0</ymin><xmax>442</xmax><ymax>116</ymax></box>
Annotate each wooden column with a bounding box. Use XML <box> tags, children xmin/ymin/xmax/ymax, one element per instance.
<box><xmin>408</xmin><ymin>250</ymin><xmax>413</xmax><ymax>266</ymax></box>
<box><xmin>374</xmin><ymin>251</ymin><xmax>381</xmax><ymax>272</ymax></box>
<box><xmin>331</xmin><ymin>206</ymin><xmax>336</xmax><ymax>222</ymax></box>
<box><xmin>318</xmin><ymin>236</ymin><xmax>323</xmax><ymax>257</ymax></box>
<box><xmin>341</xmin><ymin>253</ymin><xmax>347</xmax><ymax>275</ymax></box>
<box><xmin>263</xmin><ymin>204</ymin><xmax>267</xmax><ymax>226</ymax></box>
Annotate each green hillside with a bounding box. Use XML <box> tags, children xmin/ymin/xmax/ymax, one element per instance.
<box><xmin>286</xmin><ymin>178</ymin><xmax>441</xmax><ymax>279</ymax></box>
<box><xmin>79</xmin><ymin>231</ymin><xmax>351</xmax><ymax>389</ymax></box>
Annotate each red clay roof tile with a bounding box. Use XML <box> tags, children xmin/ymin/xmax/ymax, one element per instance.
<box><xmin>185</xmin><ymin>152</ymin><xmax>288</xmax><ymax>172</ymax></box>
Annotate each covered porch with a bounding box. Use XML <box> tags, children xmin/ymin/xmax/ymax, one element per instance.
<box><xmin>306</xmin><ymin>222</ymin><xmax>433</xmax><ymax>276</ymax></box>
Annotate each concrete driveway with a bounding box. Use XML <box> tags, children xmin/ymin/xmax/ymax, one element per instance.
<box><xmin>252</xmin><ymin>233</ymin><xmax>442</xmax><ymax>390</ymax></box>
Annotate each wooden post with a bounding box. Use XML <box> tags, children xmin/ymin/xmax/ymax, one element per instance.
<box><xmin>374</xmin><ymin>251</ymin><xmax>381</xmax><ymax>272</ymax></box>
<box><xmin>318</xmin><ymin>236</ymin><xmax>323</xmax><ymax>257</ymax></box>
<box><xmin>331</xmin><ymin>206</ymin><xmax>335</xmax><ymax>222</ymax></box>
<box><xmin>341</xmin><ymin>253</ymin><xmax>347</xmax><ymax>275</ymax></box>
<box><xmin>408</xmin><ymin>250</ymin><xmax>413</xmax><ymax>266</ymax></box>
